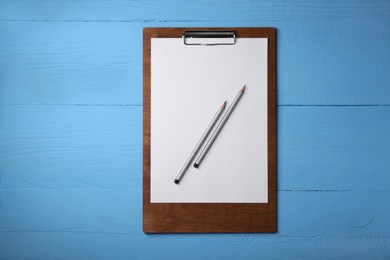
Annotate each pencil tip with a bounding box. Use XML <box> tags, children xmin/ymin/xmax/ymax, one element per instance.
<box><xmin>221</xmin><ymin>101</ymin><xmax>227</xmax><ymax>109</ymax></box>
<box><xmin>174</xmin><ymin>179</ymin><xmax>180</xmax><ymax>184</ymax></box>
<box><xmin>193</xmin><ymin>163</ymin><xmax>199</xmax><ymax>168</ymax></box>
<box><xmin>240</xmin><ymin>85</ymin><xmax>246</xmax><ymax>93</ymax></box>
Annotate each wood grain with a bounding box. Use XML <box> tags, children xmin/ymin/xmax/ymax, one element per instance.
<box><xmin>1</xmin><ymin>0</ymin><xmax>389</xmax><ymax>22</ymax></box>
<box><xmin>0</xmin><ymin>22</ymin><xmax>142</xmax><ymax>105</ymax></box>
<box><xmin>1</xmin><ymin>106</ymin><xmax>389</xmax><ymax>190</ymax></box>
<box><xmin>1</xmin><ymin>21</ymin><xmax>389</xmax><ymax>105</ymax></box>
<box><xmin>0</xmin><ymin>105</ymin><xmax>141</xmax><ymax>190</ymax></box>
<box><xmin>1</xmin><ymin>232</ymin><xmax>389</xmax><ymax>259</ymax></box>
<box><xmin>278</xmin><ymin>106</ymin><xmax>390</xmax><ymax>191</ymax></box>
<box><xmin>0</xmin><ymin>0</ymin><xmax>389</xmax><ymax>258</ymax></box>
<box><xmin>143</xmin><ymin>28</ymin><xmax>276</xmax><ymax>233</ymax></box>
<box><xmin>2</xmin><ymin>190</ymin><xmax>390</xmax><ymax>237</ymax></box>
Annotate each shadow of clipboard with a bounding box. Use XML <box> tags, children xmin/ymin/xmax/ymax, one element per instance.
<box><xmin>143</xmin><ymin>28</ymin><xmax>276</xmax><ymax>233</ymax></box>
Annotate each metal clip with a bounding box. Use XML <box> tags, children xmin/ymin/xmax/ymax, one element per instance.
<box><xmin>182</xmin><ymin>31</ymin><xmax>236</xmax><ymax>46</ymax></box>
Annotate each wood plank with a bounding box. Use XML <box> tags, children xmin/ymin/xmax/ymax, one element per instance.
<box><xmin>0</xmin><ymin>0</ymin><xmax>388</xmax><ymax>257</ymax></box>
<box><xmin>1</xmin><ymin>105</ymin><xmax>389</xmax><ymax>237</ymax></box>
<box><xmin>0</xmin><ymin>190</ymin><xmax>389</xmax><ymax>237</ymax></box>
<box><xmin>1</xmin><ymin>105</ymin><xmax>389</xmax><ymax>191</ymax></box>
<box><xmin>0</xmin><ymin>189</ymin><xmax>141</xmax><ymax>234</ymax></box>
<box><xmin>0</xmin><ymin>0</ymin><xmax>389</xmax><ymax>22</ymax></box>
<box><xmin>0</xmin><ymin>21</ymin><xmax>389</xmax><ymax>105</ymax></box>
<box><xmin>279</xmin><ymin>106</ymin><xmax>390</xmax><ymax>191</ymax></box>
<box><xmin>0</xmin><ymin>22</ymin><xmax>142</xmax><ymax>105</ymax></box>
<box><xmin>1</xmin><ymin>232</ymin><xmax>389</xmax><ymax>259</ymax></box>
<box><xmin>0</xmin><ymin>105</ymin><xmax>142</xmax><ymax>190</ymax></box>
<box><xmin>276</xmin><ymin>21</ymin><xmax>390</xmax><ymax>105</ymax></box>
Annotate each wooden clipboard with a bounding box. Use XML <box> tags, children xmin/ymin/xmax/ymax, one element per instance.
<box><xmin>143</xmin><ymin>28</ymin><xmax>276</xmax><ymax>233</ymax></box>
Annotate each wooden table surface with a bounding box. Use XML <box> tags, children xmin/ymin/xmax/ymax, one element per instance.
<box><xmin>1</xmin><ymin>0</ymin><xmax>389</xmax><ymax>258</ymax></box>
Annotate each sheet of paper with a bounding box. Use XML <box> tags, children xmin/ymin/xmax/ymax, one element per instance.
<box><xmin>151</xmin><ymin>38</ymin><xmax>268</xmax><ymax>203</ymax></box>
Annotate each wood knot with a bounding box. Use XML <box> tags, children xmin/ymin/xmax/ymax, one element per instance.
<box><xmin>349</xmin><ymin>208</ymin><xmax>375</xmax><ymax>228</ymax></box>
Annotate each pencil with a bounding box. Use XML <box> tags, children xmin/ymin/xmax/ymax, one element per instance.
<box><xmin>174</xmin><ymin>101</ymin><xmax>227</xmax><ymax>184</ymax></box>
<box><xmin>193</xmin><ymin>85</ymin><xmax>246</xmax><ymax>168</ymax></box>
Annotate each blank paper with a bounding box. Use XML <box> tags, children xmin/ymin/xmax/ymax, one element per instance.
<box><xmin>151</xmin><ymin>38</ymin><xmax>268</xmax><ymax>203</ymax></box>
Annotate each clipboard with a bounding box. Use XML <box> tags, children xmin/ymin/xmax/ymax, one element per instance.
<box><xmin>143</xmin><ymin>28</ymin><xmax>276</xmax><ymax>233</ymax></box>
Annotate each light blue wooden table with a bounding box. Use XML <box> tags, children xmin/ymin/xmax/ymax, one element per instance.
<box><xmin>1</xmin><ymin>1</ymin><xmax>389</xmax><ymax>259</ymax></box>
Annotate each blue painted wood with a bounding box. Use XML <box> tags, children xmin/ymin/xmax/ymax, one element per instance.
<box><xmin>1</xmin><ymin>189</ymin><xmax>389</xmax><ymax>237</ymax></box>
<box><xmin>278</xmin><ymin>106</ymin><xmax>390</xmax><ymax>191</ymax></box>
<box><xmin>1</xmin><ymin>232</ymin><xmax>389</xmax><ymax>259</ymax></box>
<box><xmin>1</xmin><ymin>0</ymin><xmax>390</xmax><ymax>258</ymax></box>
<box><xmin>0</xmin><ymin>0</ymin><xmax>389</xmax><ymax>22</ymax></box>
<box><xmin>0</xmin><ymin>22</ymin><xmax>142</xmax><ymax>105</ymax></box>
<box><xmin>1</xmin><ymin>21</ymin><xmax>389</xmax><ymax>105</ymax></box>
<box><xmin>0</xmin><ymin>105</ymin><xmax>142</xmax><ymax>190</ymax></box>
<box><xmin>1</xmin><ymin>106</ymin><xmax>389</xmax><ymax>191</ymax></box>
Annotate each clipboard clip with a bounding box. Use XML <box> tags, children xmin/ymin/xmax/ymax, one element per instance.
<box><xmin>182</xmin><ymin>31</ymin><xmax>236</xmax><ymax>46</ymax></box>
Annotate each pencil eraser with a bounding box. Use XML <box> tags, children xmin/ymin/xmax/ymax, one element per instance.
<box><xmin>193</xmin><ymin>163</ymin><xmax>199</xmax><ymax>168</ymax></box>
<box><xmin>174</xmin><ymin>179</ymin><xmax>180</xmax><ymax>184</ymax></box>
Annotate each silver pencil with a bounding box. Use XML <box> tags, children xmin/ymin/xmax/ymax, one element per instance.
<box><xmin>174</xmin><ymin>101</ymin><xmax>227</xmax><ymax>184</ymax></box>
<box><xmin>194</xmin><ymin>85</ymin><xmax>246</xmax><ymax>168</ymax></box>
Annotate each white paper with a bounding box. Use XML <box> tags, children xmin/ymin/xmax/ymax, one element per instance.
<box><xmin>151</xmin><ymin>38</ymin><xmax>268</xmax><ymax>203</ymax></box>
